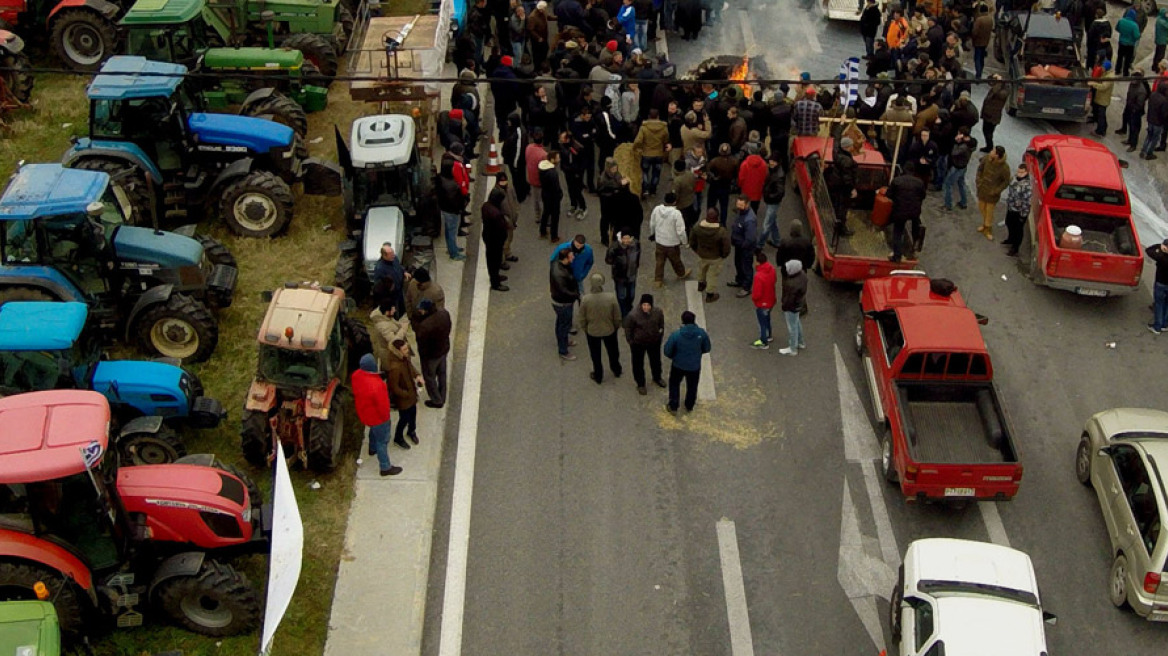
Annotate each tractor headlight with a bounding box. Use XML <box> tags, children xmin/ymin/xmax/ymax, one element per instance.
<box><xmin>242</xmin><ymin>506</ymin><xmax>252</xmax><ymax>524</ymax></box>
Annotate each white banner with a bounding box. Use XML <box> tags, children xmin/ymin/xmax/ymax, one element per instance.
<box><xmin>259</xmin><ymin>441</ymin><xmax>304</xmax><ymax>655</ymax></box>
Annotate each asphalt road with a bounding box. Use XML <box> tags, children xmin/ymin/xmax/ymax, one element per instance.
<box><xmin>422</xmin><ymin>3</ymin><xmax>1168</xmax><ymax>654</ymax></box>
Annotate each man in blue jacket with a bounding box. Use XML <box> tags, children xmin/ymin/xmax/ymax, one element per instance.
<box><xmin>550</xmin><ymin>234</ymin><xmax>595</xmax><ymax>284</ymax></box>
<box><xmin>663</xmin><ymin>310</ymin><xmax>711</xmax><ymax>413</ymax></box>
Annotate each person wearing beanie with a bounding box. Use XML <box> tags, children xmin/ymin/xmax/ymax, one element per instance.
<box><xmin>750</xmin><ymin>251</ymin><xmax>778</xmax><ymax>349</ymax></box>
<box><xmin>605</xmin><ymin>231</ymin><xmax>641</xmax><ymax>317</ymax></box>
<box><xmin>792</xmin><ymin>87</ymin><xmax>822</xmax><ymax>137</ymax></box>
<box><xmin>706</xmin><ymin>142</ymin><xmax>738</xmax><ymax>222</ymax></box>
<box><xmin>663</xmin><ymin>311</ymin><xmax>711</xmax><ymax>413</ymax></box>
<box><xmin>690</xmin><ymin>207</ymin><xmax>732</xmax><ymax>303</ymax></box>
<box><xmin>352</xmin><ymin>353</ymin><xmax>401</xmax><ymax>476</ymax></box>
<box><xmin>526</xmin><ymin>0</ymin><xmax>550</xmax><ymax>68</ymax></box>
<box><xmin>580</xmin><ymin>272</ymin><xmax>623</xmax><ymax>384</ymax></box>
<box><xmin>648</xmin><ymin>192</ymin><xmax>690</xmax><ymax>288</ymax></box>
<box><xmin>776</xmin><ymin>219</ymin><xmax>815</xmax><ymax>274</ymax></box>
<box><xmin>623</xmin><ymin>292</ymin><xmax>666</xmax><ymax>394</ymax></box>
<box><xmin>1089</xmin><ymin>60</ymin><xmax>1116</xmax><ymax>136</ymax></box>
<box><xmin>406</xmin><ymin>268</ymin><xmax>446</xmax><ymax>330</ymax></box>
<box><xmin>778</xmin><ymin>260</ymin><xmax>807</xmax><ymax>356</ymax></box>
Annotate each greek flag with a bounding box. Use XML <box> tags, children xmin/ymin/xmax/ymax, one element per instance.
<box><xmin>839</xmin><ymin>57</ymin><xmax>861</xmax><ymax>109</ymax></box>
<box><xmin>80</xmin><ymin>441</ymin><xmax>103</xmax><ymax>469</ymax></box>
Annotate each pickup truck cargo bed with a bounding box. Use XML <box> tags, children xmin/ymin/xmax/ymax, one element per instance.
<box><xmin>897</xmin><ymin>383</ymin><xmax>1018</xmax><ymax>465</ymax></box>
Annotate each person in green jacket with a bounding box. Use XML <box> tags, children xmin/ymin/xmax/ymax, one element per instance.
<box><xmin>1155</xmin><ymin>8</ymin><xmax>1168</xmax><ymax>72</ymax></box>
<box><xmin>1116</xmin><ymin>8</ymin><xmax>1142</xmax><ymax>76</ymax></box>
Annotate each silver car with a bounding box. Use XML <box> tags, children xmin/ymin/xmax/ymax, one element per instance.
<box><xmin>1077</xmin><ymin>408</ymin><xmax>1168</xmax><ymax>620</ymax></box>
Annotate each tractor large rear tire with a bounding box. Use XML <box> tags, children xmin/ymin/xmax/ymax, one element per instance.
<box><xmin>0</xmin><ymin>561</ymin><xmax>86</xmax><ymax>635</ymax></box>
<box><xmin>217</xmin><ymin>171</ymin><xmax>295</xmax><ymax>238</ymax></box>
<box><xmin>282</xmin><ymin>33</ymin><xmax>338</xmax><ymax>86</ymax></box>
<box><xmin>134</xmin><ymin>293</ymin><xmax>218</xmax><ymax>363</ymax></box>
<box><xmin>155</xmin><ymin>560</ymin><xmax>260</xmax><ymax>636</ymax></box>
<box><xmin>71</xmin><ymin>158</ymin><xmax>153</xmax><ymax>226</ymax></box>
<box><xmin>341</xmin><ymin>315</ymin><xmax>371</xmax><ymax>374</ymax></box>
<box><xmin>50</xmin><ymin>9</ymin><xmax>118</xmax><ymax>71</ymax></box>
<box><xmin>240</xmin><ymin>409</ymin><xmax>271</xmax><ymax>468</ymax></box>
<box><xmin>195</xmin><ymin>234</ymin><xmax>238</xmax><ymax>269</ymax></box>
<box><xmin>0</xmin><ymin>51</ymin><xmax>33</xmax><ymax>104</ymax></box>
<box><xmin>336</xmin><ymin>3</ymin><xmax>356</xmax><ymax>54</ymax></box>
<box><xmin>306</xmin><ymin>397</ymin><xmax>344</xmax><ymax>472</ymax></box>
<box><xmin>242</xmin><ymin>92</ymin><xmax>308</xmax><ymax>139</ymax></box>
<box><xmin>333</xmin><ymin>250</ymin><xmax>367</xmax><ymax>300</ymax></box>
<box><xmin>119</xmin><ymin>425</ymin><xmax>187</xmax><ymax>465</ymax></box>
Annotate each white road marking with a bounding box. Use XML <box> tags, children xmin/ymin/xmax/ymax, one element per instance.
<box><xmin>737</xmin><ymin>9</ymin><xmax>757</xmax><ymax>57</ymax></box>
<box><xmin>860</xmin><ymin>459</ymin><xmax>900</xmax><ymax>568</ymax></box>
<box><xmin>684</xmin><ymin>280</ymin><xmax>717</xmax><ymax>401</ymax></box>
<box><xmin>978</xmin><ymin>501</ymin><xmax>1011</xmax><ymax>548</ymax></box>
<box><xmin>437</xmin><ymin>176</ymin><xmax>494</xmax><ymax>656</ymax></box>
<box><xmin>838</xmin><ymin>480</ymin><xmax>891</xmax><ymax>654</ymax></box>
<box><xmin>791</xmin><ymin>10</ymin><xmax>823</xmax><ymax>53</ymax></box>
<box><xmin>717</xmin><ymin>519</ymin><xmax>758</xmax><ymax>656</ymax></box>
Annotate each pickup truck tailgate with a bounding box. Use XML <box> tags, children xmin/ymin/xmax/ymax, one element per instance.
<box><xmin>1019</xmin><ymin>84</ymin><xmax>1089</xmax><ymax>121</ymax></box>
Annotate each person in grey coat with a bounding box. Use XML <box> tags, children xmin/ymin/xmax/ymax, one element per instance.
<box><xmin>580</xmin><ymin>272</ymin><xmax>623</xmax><ymax>383</ymax></box>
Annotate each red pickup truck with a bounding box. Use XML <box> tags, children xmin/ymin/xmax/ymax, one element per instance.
<box><xmin>792</xmin><ymin>136</ymin><xmax>919</xmax><ymax>282</ymax></box>
<box><xmin>855</xmin><ymin>272</ymin><xmax>1023</xmax><ymax>503</ymax></box>
<box><xmin>1023</xmin><ymin>135</ymin><xmax>1143</xmax><ymax>296</ymax></box>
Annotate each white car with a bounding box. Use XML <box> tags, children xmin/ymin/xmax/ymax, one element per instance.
<box><xmin>891</xmin><ymin>538</ymin><xmax>1056</xmax><ymax>656</ymax></box>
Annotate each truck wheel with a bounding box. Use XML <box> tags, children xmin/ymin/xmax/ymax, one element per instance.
<box><xmin>120</xmin><ymin>426</ymin><xmax>187</xmax><ymax>465</ymax></box>
<box><xmin>72</xmin><ymin>158</ymin><xmax>153</xmax><ymax>225</ymax></box>
<box><xmin>1075</xmin><ymin>434</ymin><xmax>1094</xmax><ymax>486</ymax></box>
<box><xmin>218</xmin><ymin>171</ymin><xmax>294</xmax><ymax>238</ymax></box>
<box><xmin>1108</xmin><ymin>554</ymin><xmax>1130</xmax><ymax>609</ymax></box>
<box><xmin>0</xmin><ymin>51</ymin><xmax>33</xmax><ymax>103</ymax></box>
<box><xmin>334</xmin><ymin>251</ymin><xmax>368</xmax><ymax>300</ymax></box>
<box><xmin>336</xmin><ymin>3</ymin><xmax>356</xmax><ymax>53</ymax></box>
<box><xmin>0</xmin><ymin>561</ymin><xmax>86</xmax><ymax>635</ymax></box>
<box><xmin>242</xmin><ymin>92</ymin><xmax>309</xmax><ymax>139</ymax></box>
<box><xmin>135</xmin><ymin>294</ymin><xmax>218</xmax><ymax>363</ymax></box>
<box><xmin>156</xmin><ymin>560</ymin><xmax>260</xmax><ymax>636</ymax></box>
<box><xmin>880</xmin><ymin>428</ymin><xmax>899</xmax><ymax>484</ymax></box>
<box><xmin>50</xmin><ymin>9</ymin><xmax>118</xmax><ymax>71</ymax></box>
<box><xmin>306</xmin><ymin>397</ymin><xmax>345</xmax><ymax>472</ymax></box>
<box><xmin>888</xmin><ymin>569</ymin><xmax>903</xmax><ymax>641</ymax></box>
<box><xmin>282</xmin><ymin>33</ymin><xmax>338</xmax><ymax>86</ymax></box>
<box><xmin>240</xmin><ymin>409</ymin><xmax>272</xmax><ymax>468</ymax></box>
<box><xmin>853</xmin><ymin>317</ymin><xmax>865</xmax><ymax>356</ymax></box>
<box><xmin>1027</xmin><ymin>247</ymin><xmax>1046</xmax><ymax>285</ymax></box>
<box><xmin>195</xmin><ymin>234</ymin><xmax>238</xmax><ymax>269</ymax></box>
<box><xmin>0</xmin><ymin>287</ymin><xmax>55</xmax><ymax>307</ymax></box>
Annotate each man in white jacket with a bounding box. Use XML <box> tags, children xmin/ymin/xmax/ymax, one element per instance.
<box><xmin>648</xmin><ymin>192</ymin><xmax>691</xmax><ymax>288</ymax></box>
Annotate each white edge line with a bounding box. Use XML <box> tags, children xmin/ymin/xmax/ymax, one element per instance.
<box><xmin>860</xmin><ymin>459</ymin><xmax>901</xmax><ymax>570</ymax></box>
<box><xmin>978</xmin><ymin>501</ymin><xmax>1011</xmax><ymax>548</ymax></box>
<box><xmin>437</xmin><ymin>175</ymin><xmax>494</xmax><ymax>656</ymax></box>
<box><xmin>716</xmin><ymin>519</ymin><xmax>757</xmax><ymax>656</ymax></box>
<box><xmin>684</xmin><ymin>280</ymin><xmax>717</xmax><ymax>401</ymax></box>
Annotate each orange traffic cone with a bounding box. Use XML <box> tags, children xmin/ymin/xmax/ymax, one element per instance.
<box><xmin>484</xmin><ymin>138</ymin><xmax>502</xmax><ymax>175</ymax></box>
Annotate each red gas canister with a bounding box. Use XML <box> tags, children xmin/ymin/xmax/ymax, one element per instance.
<box><xmin>871</xmin><ymin>187</ymin><xmax>892</xmax><ymax>227</ymax></box>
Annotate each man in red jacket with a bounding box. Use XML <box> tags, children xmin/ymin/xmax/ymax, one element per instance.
<box><xmin>750</xmin><ymin>251</ymin><xmax>777</xmax><ymax>349</ymax></box>
<box><xmin>352</xmin><ymin>353</ymin><xmax>402</xmax><ymax>476</ymax></box>
<box><xmin>737</xmin><ymin>150</ymin><xmax>768</xmax><ymax>213</ymax></box>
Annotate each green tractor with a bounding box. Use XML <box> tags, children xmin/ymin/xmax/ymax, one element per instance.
<box><xmin>120</xmin><ymin>0</ymin><xmax>330</xmax><ymax>136</ymax></box>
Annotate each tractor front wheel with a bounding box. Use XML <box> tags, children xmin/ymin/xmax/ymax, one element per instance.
<box><xmin>155</xmin><ymin>560</ymin><xmax>260</xmax><ymax>636</ymax></box>
<box><xmin>0</xmin><ymin>51</ymin><xmax>33</xmax><ymax>103</ymax></box>
<box><xmin>333</xmin><ymin>250</ymin><xmax>367</xmax><ymax>300</ymax></box>
<box><xmin>119</xmin><ymin>426</ymin><xmax>187</xmax><ymax>465</ymax></box>
<box><xmin>306</xmin><ymin>397</ymin><xmax>345</xmax><ymax>472</ymax></box>
<box><xmin>242</xmin><ymin>92</ymin><xmax>309</xmax><ymax>139</ymax></box>
<box><xmin>282</xmin><ymin>33</ymin><xmax>338</xmax><ymax>86</ymax></box>
<box><xmin>135</xmin><ymin>294</ymin><xmax>218</xmax><ymax>363</ymax></box>
<box><xmin>195</xmin><ymin>234</ymin><xmax>238</xmax><ymax>269</ymax></box>
<box><xmin>341</xmin><ymin>315</ymin><xmax>371</xmax><ymax>374</ymax></box>
<box><xmin>50</xmin><ymin>9</ymin><xmax>118</xmax><ymax>71</ymax></box>
<box><xmin>218</xmin><ymin>171</ymin><xmax>295</xmax><ymax>238</ymax></box>
<box><xmin>0</xmin><ymin>561</ymin><xmax>86</xmax><ymax>635</ymax></box>
<box><xmin>240</xmin><ymin>409</ymin><xmax>272</xmax><ymax>468</ymax></box>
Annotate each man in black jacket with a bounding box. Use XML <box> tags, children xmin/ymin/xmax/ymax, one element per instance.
<box><xmin>827</xmin><ymin>137</ymin><xmax>858</xmax><ymax>240</ymax></box>
<box><xmin>502</xmin><ymin>112</ymin><xmax>529</xmax><ymax>201</ymax></box>
<box><xmin>776</xmin><ymin>220</ymin><xmax>815</xmax><ymax>275</ymax></box>
<box><xmin>539</xmin><ymin>150</ymin><xmax>564</xmax><ymax>241</ymax></box>
<box><xmin>482</xmin><ymin>188</ymin><xmax>510</xmax><ymax>291</ymax></box>
<box><xmin>1119</xmin><ymin>71</ymin><xmax>1150</xmax><ymax>151</ymax></box>
<box><xmin>436</xmin><ymin>160</ymin><xmax>467</xmax><ymax>261</ymax></box>
<box><xmin>860</xmin><ymin>0</ymin><xmax>882</xmax><ymax>58</ymax></box>
<box><xmin>550</xmin><ymin>247</ymin><xmax>581</xmax><ymax>359</ymax></box>
<box><xmin>887</xmin><ymin>165</ymin><xmax>927</xmax><ymax>262</ymax></box>
<box><xmin>943</xmin><ymin>127</ymin><xmax>977</xmax><ymax>211</ymax></box>
<box><xmin>1142</xmin><ymin>84</ymin><xmax>1168</xmax><ymax>159</ymax></box>
<box><xmin>622</xmin><ymin>293</ymin><xmax>666</xmax><ymax>394</ymax></box>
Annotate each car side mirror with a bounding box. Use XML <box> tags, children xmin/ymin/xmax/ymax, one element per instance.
<box><xmin>863</xmin><ymin>310</ymin><xmax>880</xmax><ymax>319</ymax></box>
<box><xmin>1043</xmin><ymin>611</ymin><xmax>1058</xmax><ymax>626</ymax></box>
<box><xmin>1098</xmin><ymin>446</ymin><xmax>1113</xmax><ymax>457</ymax></box>
<box><xmin>975</xmin><ymin>313</ymin><xmax>989</xmax><ymax>325</ymax></box>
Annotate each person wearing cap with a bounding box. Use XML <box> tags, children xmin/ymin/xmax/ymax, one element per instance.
<box><xmin>663</xmin><ymin>311</ymin><xmax>711</xmax><ymax>413</ymax></box>
<box><xmin>606</xmin><ymin>231</ymin><xmax>641</xmax><ymax>316</ymax></box>
<box><xmin>944</xmin><ymin>127</ymin><xmax>977</xmax><ymax>212</ymax></box>
<box><xmin>690</xmin><ymin>207</ymin><xmax>730</xmax><ymax>303</ymax></box>
<box><xmin>526</xmin><ymin>0</ymin><xmax>550</xmax><ymax>67</ymax></box>
<box><xmin>1145</xmin><ymin>238</ymin><xmax>1168</xmax><ymax>334</ymax></box>
<box><xmin>1089</xmin><ymin>60</ymin><xmax>1116</xmax><ymax>136</ymax></box>
<box><xmin>353</xmin><ymin>354</ymin><xmax>401</xmax><ymax>476</ymax></box>
<box><xmin>491</xmin><ymin>55</ymin><xmax>520</xmax><ymax>127</ymax></box>
<box><xmin>580</xmin><ymin>272</ymin><xmax>623</xmax><ymax>383</ymax></box>
<box><xmin>623</xmin><ymin>294</ymin><xmax>666</xmax><ymax>394</ymax></box>
<box><xmin>706</xmin><ymin>143</ymin><xmax>737</xmax><ymax>223</ymax></box>
<box><xmin>539</xmin><ymin>151</ymin><xmax>565</xmax><ymax>241</ymax></box>
<box><xmin>648</xmin><ymin>193</ymin><xmax>690</xmax><ymax>288</ymax></box>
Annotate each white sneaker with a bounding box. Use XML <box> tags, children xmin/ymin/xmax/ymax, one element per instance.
<box><xmin>779</xmin><ymin>347</ymin><xmax>797</xmax><ymax>356</ymax></box>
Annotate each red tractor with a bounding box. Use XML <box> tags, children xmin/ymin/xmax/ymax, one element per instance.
<box><xmin>0</xmin><ymin>389</ymin><xmax>269</xmax><ymax>637</ymax></box>
<box><xmin>0</xmin><ymin>0</ymin><xmax>122</xmax><ymax>71</ymax></box>
<box><xmin>0</xmin><ymin>28</ymin><xmax>31</xmax><ymax>113</ymax></box>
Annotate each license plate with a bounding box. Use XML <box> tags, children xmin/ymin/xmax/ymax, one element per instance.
<box><xmin>1040</xmin><ymin>107</ymin><xmax>1066</xmax><ymax>115</ymax></box>
<box><xmin>944</xmin><ymin>487</ymin><xmax>975</xmax><ymax>497</ymax></box>
<box><xmin>1076</xmin><ymin>287</ymin><xmax>1109</xmax><ymax>297</ymax></box>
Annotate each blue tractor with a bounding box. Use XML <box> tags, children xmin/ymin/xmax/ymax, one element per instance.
<box><xmin>0</xmin><ymin>301</ymin><xmax>228</xmax><ymax>464</ymax></box>
<box><xmin>0</xmin><ymin>163</ymin><xmax>236</xmax><ymax>362</ymax></box>
<box><xmin>64</xmin><ymin>56</ymin><xmax>342</xmax><ymax>239</ymax></box>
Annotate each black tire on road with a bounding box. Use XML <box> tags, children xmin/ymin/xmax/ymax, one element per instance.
<box><xmin>0</xmin><ymin>52</ymin><xmax>33</xmax><ymax>103</ymax></box>
<box><xmin>119</xmin><ymin>426</ymin><xmax>187</xmax><ymax>465</ymax></box>
<box><xmin>0</xmin><ymin>561</ymin><xmax>86</xmax><ymax>635</ymax></box>
<box><xmin>306</xmin><ymin>397</ymin><xmax>344</xmax><ymax>472</ymax></box>
<box><xmin>854</xmin><ymin>317</ymin><xmax>865</xmax><ymax>356</ymax></box>
<box><xmin>1076</xmin><ymin>434</ymin><xmax>1094</xmax><ymax>486</ymax></box>
<box><xmin>0</xmin><ymin>287</ymin><xmax>55</xmax><ymax>307</ymax></box>
<box><xmin>889</xmin><ymin>566</ymin><xmax>903</xmax><ymax>641</ymax></box>
<box><xmin>217</xmin><ymin>171</ymin><xmax>294</xmax><ymax>238</ymax></box>
<box><xmin>195</xmin><ymin>234</ymin><xmax>238</xmax><ymax>269</ymax></box>
<box><xmin>134</xmin><ymin>293</ymin><xmax>218</xmax><ymax>363</ymax></box>
<box><xmin>50</xmin><ymin>9</ymin><xmax>118</xmax><ymax>71</ymax></box>
<box><xmin>282</xmin><ymin>33</ymin><xmax>338</xmax><ymax>86</ymax></box>
<box><xmin>1109</xmin><ymin>554</ymin><xmax>1130</xmax><ymax>609</ymax></box>
<box><xmin>240</xmin><ymin>409</ymin><xmax>272</xmax><ymax>469</ymax></box>
<box><xmin>881</xmin><ymin>427</ymin><xmax>899</xmax><ymax>484</ymax></box>
<box><xmin>155</xmin><ymin>559</ymin><xmax>260</xmax><ymax>636</ymax></box>
<box><xmin>71</xmin><ymin>158</ymin><xmax>154</xmax><ymax>226</ymax></box>
<box><xmin>243</xmin><ymin>92</ymin><xmax>309</xmax><ymax>138</ymax></box>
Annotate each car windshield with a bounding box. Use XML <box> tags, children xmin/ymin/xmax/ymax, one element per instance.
<box><xmin>1114</xmin><ymin>431</ymin><xmax>1168</xmax><ymax>441</ymax></box>
<box><xmin>917</xmin><ymin>579</ymin><xmax>1039</xmax><ymax>607</ymax></box>
<box><xmin>258</xmin><ymin>345</ymin><xmax>325</xmax><ymax>388</ymax></box>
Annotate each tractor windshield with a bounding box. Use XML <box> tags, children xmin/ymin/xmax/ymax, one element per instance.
<box><xmin>1</xmin><ymin>220</ymin><xmax>38</xmax><ymax>264</ymax></box>
<box><xmin>91</xmin><ymin>96</ymin><xmax>177</xmax><ymax>141</ymax></box>
<box><xmin>0</xmin><ymin>350</ymin><xmax>67</xmax><ymax>392</ymax></box>
<box><xmin>126</xmin><ymin>19</ymin><xmax>211</xmax><ymax>67</ymax></box>
<box><xmin>258</xmin><ymin>345</ymin><xmax>326</xmax><ymax>388</ymax></box>
<box><xmin>23</xmin><ymin>472</ymin><xmax>122</xmax><ymax>570</ymax></box>
<box><xmin>355</xmin><ymin>164</ymin><xmax>414</xmax><ymax>209</ymax></box>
